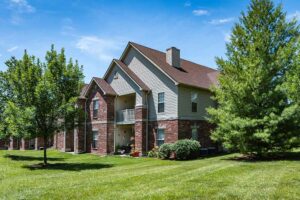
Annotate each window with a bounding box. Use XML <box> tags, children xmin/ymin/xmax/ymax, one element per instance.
<box><xmin>158</xmin><ymin>92</ymin><xmax>165</xmax><ymax>113</ymax></box>
<box><xmin>191</xmin><ymin>92</ymin><xmax>198</xmax><ymax>112</ymax></box>
<box><xmin>191</xmin><ymin>127</ymin><xmax>198</xmax><ymax>140</ymax></box>
<box><xmin>92</xmin><ymin>131</ymin><xmax>98</xmax><ymax>149</ymax></box>
<box><xmin>156</xmin><ymin>129</ymin><xmax>165</xmax><ymax>146</ymax></box>
<box><xmin>93</xmin><ymin>99</ymin><xmax>99</xmax><ymax>118</ymax></box>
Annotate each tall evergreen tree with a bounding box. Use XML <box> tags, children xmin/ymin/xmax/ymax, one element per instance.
<box><xmin>207</xmin><ymin>0</ymin><xmax>300</xmax><ymax>155</ymax></box>
<box><xmin>0</xmin><ymin>46</ymin><xmax>84</xmax><ymax>165</ymax></box>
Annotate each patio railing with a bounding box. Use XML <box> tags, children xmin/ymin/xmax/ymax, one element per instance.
<box><xmin>117</xmin><ymin>109</ymin><xmax>135</xmax><ymax>124</ymax></box>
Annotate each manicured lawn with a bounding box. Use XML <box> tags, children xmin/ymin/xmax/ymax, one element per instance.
<box><xmin>0</xmin><ymin>150</ymin><xmax>299</xmax><ymax>200</ymax></box>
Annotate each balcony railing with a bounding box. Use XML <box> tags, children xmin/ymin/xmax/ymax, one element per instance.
<box><xmin>117</xmin><ymin>109</ymin><xmax>135</xmax><ymax>124</ymax></box>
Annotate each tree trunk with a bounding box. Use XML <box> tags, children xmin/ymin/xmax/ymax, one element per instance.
<box><xmin>43</xmin><ymin>135</ymin><xmax>48</xmax><ymax>166</ymax></box>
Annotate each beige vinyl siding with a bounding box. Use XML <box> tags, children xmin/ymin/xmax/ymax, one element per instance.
<box><xmin>178</xmin><ymin>85</ymin><xmax>215</xmax><ymax>120</ymax></box>
<box><xmin>106</xmin><ymin>63</ymin><xmax>143</xmax><ymax>106</ymax></box>
<box><xmin>123</xmin><ymin>48</ymin><xmax>178</xmax><ymax>120</ymax></box>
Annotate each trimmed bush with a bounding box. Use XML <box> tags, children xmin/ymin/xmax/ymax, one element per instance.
<box><xmin>148</xmin><ymin>146</ymin><xmax>159</xmax><ymax>158</ymax></box>
<box><xmin>158</xmin><ymin>143</ymin><xmax>174</xmax><ymax>159</ymax></box>
<box><xmin>173</xmin><ymin>139</ymin><xmax>201</xmax><ymax>160</ymax></box>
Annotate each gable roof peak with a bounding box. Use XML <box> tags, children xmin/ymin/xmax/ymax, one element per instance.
<box><xmin>127</xmin><ymin>41</ymin><xmax>219</xmax><ymax>90</ymax></box>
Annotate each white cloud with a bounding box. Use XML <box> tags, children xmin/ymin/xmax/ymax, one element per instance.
<box><xmin>287</xmin><ymin>11</ymin><xmax>300</xmax><ymax>21</ymax></box>
<box><xmin>184</xmin><ymin>2</ymin><xmax>191</xmax><ymax>7</ymax></box>
<box><xmin>76</xmin><ymin>36</ymin><xmax>123</xmax><ymax>61</ymax></box>
<box><xmin>192</xmin><ymin>9</ymin><xmax>209</xmax><ymax>16</ymax></box>
<box><xmin>209</xmin><ymin>18</ymin><xmax>234</xmax><ymax>25</ymax></box>
<box><xmin>224</xmin><ymin>33</ymin><xmax>231</xmax><ymax>43</ymax></box>
<box><xmin>9</xmin><ymin>0</ymin><xmax>35</xmax><ymax>13</ymax></box>
<box><xmin>61</xmin><ymin>18</ymin><xmax>76</xmax><ymax>36</ymax></box>
<box><xmin>7</xmin><ymin>46</ymin><xmax>19</xmax><ymax>52</ymax></box>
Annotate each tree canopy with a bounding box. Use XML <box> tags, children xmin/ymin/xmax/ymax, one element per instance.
<box><xmin>207</xmin><ymin>0</ymin><xmax>300</xmax><ymax>155</ymax></box>
<box><xmin>0</xmin><ymin>46</ymin><xmax>84</xmax><ymax>165</ymax></box>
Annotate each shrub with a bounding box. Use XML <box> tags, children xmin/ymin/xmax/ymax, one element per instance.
<box><xmin>148</xmin><ymin>146</ymin><xmax>159</xmax><ymax>158</ymax></box>
<box><xmin>158</xmin><ymin>143</ymin><xmax>174</xmax><ymax>159</ymax></box>
<box><xmin>173</xmin><ymin>139</ymin><xmax>201</xmax><ymax>160</ymax></box>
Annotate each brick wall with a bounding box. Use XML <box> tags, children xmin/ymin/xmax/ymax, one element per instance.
<box><xmin>9</xmin><ymin>137</ymin><xmax>20</xmax><ymax>150</ymax></box>
<box><xmin>20</xmin><ymin>138</ymin><xmax>30</xmax><ymax>150</ymax></box>
<box><xmin>74</xmin><ymin>98</ymin><xmax>87</xmax><ymax>153</ymax></box>
<box><xmin>148</xmin><ymin>120</ymin><xmax>179</xmax><ymax>150</ymax></box>
<box><xmin>35</xmin><ymin>137</ymin><xmax>44</xmax><ymax>150</ymax></box>
<box><xmin>178</xmin><ymin>120</ymin><xmax>216</xmax><ymax>148</ymax></box>
<box><xmin>134</xmin><ymin>106</ymin><xmax>147</xmax><ymax>152</ymax></box>
<box><xmin>0</xmin><ymin>138</ymin><xmax>8</xmax><ymax>150</ymax></box>
<box><xmin>54</xmin><ymin>131</ymin><xmax>64</xmax><ymax>151</ymax></box>
<box><xmin>85</xmin><ymin>84</ymin><xmax>115</xmax><ymax>155</ymax></box>
<box><xmin>148</xmin><ymin>119</ymin><xmax>216</xmax><ymax>150</ymax></box>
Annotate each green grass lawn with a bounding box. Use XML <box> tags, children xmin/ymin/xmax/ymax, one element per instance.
<box><xmin>0</xmin><ymin>150</ymin><xmax>299</xmax><ymax>200</ymax></box>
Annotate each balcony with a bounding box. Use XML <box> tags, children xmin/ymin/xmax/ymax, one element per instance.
<box><xmin>117</xmin><ymin>109</ymin><xmax>135</xmax><ymax>124</ymax></box>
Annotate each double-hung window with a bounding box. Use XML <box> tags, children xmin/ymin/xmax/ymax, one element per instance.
<box><xmin>191</xmin><ymin>127</ymin><xmax>198</xmax><ymax>140</ymax></box>
<box><xmin>156</xmin><ymin>129</ymin><xmax>165</xmax><ymax>146</ymax></box>
<box><xmin>92</xmin><ymin>131</ymin><xmax>98</xmax><ymax>149</ymax></box>
<box><xmin>191</xmin><ymin>92</ymin><xmax>198</xmax><ymax>113</ymax></box>
<box><xmin>93</xmin><ymin>99</ymin><xmax>99</xmax><ymax>118</ymax></box>
<box><xmin>158</xmin><ymin>92</ymin><xmax>165</xmax><ymax>113</ymax></box>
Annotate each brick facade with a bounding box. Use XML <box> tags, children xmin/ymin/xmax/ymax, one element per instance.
<box><xmin>74</xmin><ymin>99</ymin><xmax>87</xmax><ymax>154</ymax></box>
<box><xmin>9</xmin><ymin>137</ymin><xmax>20</xmax><ymax>150</ymax></box>
<box><xmin>134</xmin><ymin>106</ymin><xmax>147</xmax><ymax>152</ymax></box>
<box><xmin>148</xmin><ymin>119</ymin><xmax>216</xmax><ymax>150</ymax></box>
<box><xmin>20</xmin><ymin>138</ymin><xmax>30</xmax><ymax>150</ymax></box>
<box><xmin>0</xmin><ymin>138</ymin><xmax>8</xmax><ymax>150</ymax></box>
<box><xmin>178</xmin><ymin>120</ymin><xmax>216</xmax><ymax>148</ymax></box>
<box><xmin>53</xmin><ymin>131</ymin><xmax>64</xmax><ymax>151</ymax></box>
<box><xmin>85</xmin><ymin>83</ymin><xmax>115</xmax><ymax>155</ymax></box>
<box><xmin>148</xmin><ymin>119</ymin><xmax>179</xmax><ymax>150</ymax></box>
<box><xmin>35</xmin><ymin>137</ymin><xmax>44</xmax><ymax>150</ymax></box>
<box><xmin>51</xmin><ymin>87</ymin><xmax>216</xmax><ymax>156</ymax></box>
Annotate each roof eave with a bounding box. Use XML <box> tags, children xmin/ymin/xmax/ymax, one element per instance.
<box><xmin>82</xmin><ymin>78</ymin><xmax>117</xmax><ymax>97</ymax></box>
<box><xmin>177</xmin><ymin>82</ymin><xmax>213</xmax><ymax>92</ymax></box>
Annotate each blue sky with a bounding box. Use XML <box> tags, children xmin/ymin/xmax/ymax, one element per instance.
<box><xmin>0</xmin><ymin>0</ymin><xmax>299</xmax><ymax>82</ymax></box>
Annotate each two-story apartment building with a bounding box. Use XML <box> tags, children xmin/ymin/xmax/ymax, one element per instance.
<box><xmin>51</xmin><ymin>42</ymin><xmax>219</xmax><ymax>155</ymax></box>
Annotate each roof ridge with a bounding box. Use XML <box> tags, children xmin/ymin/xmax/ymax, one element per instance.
<box><xmin>130</xmin><ymin>41</ymin><xmax>217</xmax><ymax>71</ymax></box>
<box><xmin>130</xmin><ymin>41</ymin><xmax>166</xmax><ymax>55</ymax></box>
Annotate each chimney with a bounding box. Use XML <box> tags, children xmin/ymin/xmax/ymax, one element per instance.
<box><xmin>166</xmin><ymin>47</ymin><xmax>180</xmax><ymax>68</ymax></box>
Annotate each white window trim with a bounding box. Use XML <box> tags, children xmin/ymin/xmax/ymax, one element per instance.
<box><xmin>156</xmin><ymin>128</ymin><xmax>165</xmax><ymax>146</ymax></box>
<box><xmin>158</xmin><ymin>92</ymin><xmax>165</xmax><ymax>114</ymax></box>
<box><xmin>191</xmin><ymin>91</ymin><xmax>198</xmax><ymax>113</ymax></box>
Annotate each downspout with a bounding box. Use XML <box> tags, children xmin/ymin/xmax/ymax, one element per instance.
<box><xmin>114</xmin><ymin>96</ymin><xmax>118</xmax><ymax>153</ymax></box>
<box><xmin>146</xmin><ymin>91</ymin><xmax>150</xmax><ymax>152</ymax></box>
<box><xmin>63</xmin><ymin>130</ymin><xmax>66</xmax><ymax>152</ymax></box>
<box><xmin>84</xmin><ymin>99</ymin><xmax>87</xmax><ymax>152</ymax></box>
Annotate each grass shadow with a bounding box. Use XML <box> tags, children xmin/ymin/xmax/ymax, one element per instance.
<box><xmin>4</xmin><ymin>154</ymin><xmax>65</xmax><ymax>161</ymax></box>
<box><xmin>22</xmin><ymin>162</ymin><xmax>113</xmax><ymax>171</ymax></box>
<box><xmin>223</xmin><ymin>151</ymin><xmax>300</xmax><ymax>162</ymax></box>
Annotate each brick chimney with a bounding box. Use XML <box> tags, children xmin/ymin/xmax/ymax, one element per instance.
<box><xmin>166</xmin><ymin>47</ymin><xmax>180</xmax><ymax>68</ymax></box>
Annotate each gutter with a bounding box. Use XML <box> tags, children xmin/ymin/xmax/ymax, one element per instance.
<box><xmin>113</xmin><ymin>96</ymin><xmax>118</xmax><ymax>153</ymax></box>
<box><xmin>84</xmin><ymin>99</ymin><xmax>87</xmax><ymax>152</ymax></box>
<box><xmin>145</xmin><ymin>91</ymin><xmax>150</xmax><ymax>152</ymax></box>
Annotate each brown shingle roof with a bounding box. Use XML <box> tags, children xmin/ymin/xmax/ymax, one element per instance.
<box><xmin>129</xmin><ymin>42</ymin><xmax>219</xmax><ymax>90</ymax></box>
<box><xmin>113</xmin><ymin>59</ymin><xmax>150</xmax><ymax>91</ymax></box>
<box><xmin>93</xmin><ymin>77</ymin><xmax>117</xmax><ymax>95</ymax></box>
<box><xmin>79</xmin><ymin>84</ymin><xmax>89</xmax><ymax>99</ymax></box>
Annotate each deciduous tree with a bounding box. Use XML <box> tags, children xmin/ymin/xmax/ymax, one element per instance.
<box><xmin>0</xmin><ymin>46</ymin><xmax>84</xmax><ymax>165</ymax></box>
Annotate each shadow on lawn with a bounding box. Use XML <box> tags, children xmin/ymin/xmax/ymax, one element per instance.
<box><xmin>223</xmin><ymin>151</ymin><xmax>300</xmax><ymax>162</ymax></box>
<box><xmin>22</xmin><ymin>162</ymin><xmax>113</xmax><ymax>171</ymax></box>
<box><xmin>4</xmin><ymin>154</ymin><xmax>65</xmax><ymax>161</ymax></box>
